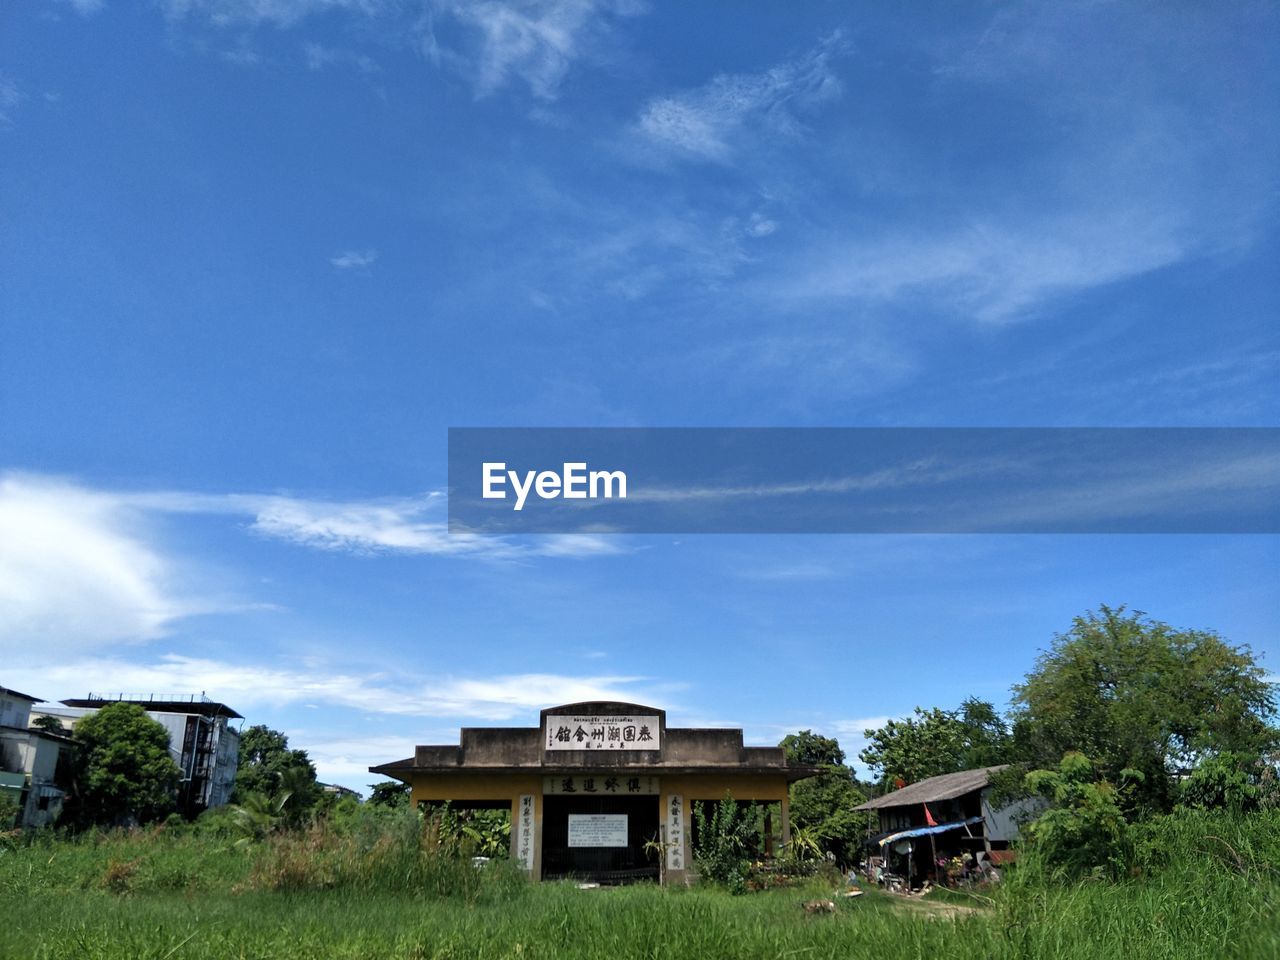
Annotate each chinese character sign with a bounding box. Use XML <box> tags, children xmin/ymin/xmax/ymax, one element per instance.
<box><xmin>517</xmin><ymin>794</ymin><xmax>535</xmax><ymax>872</ymax></box>
<box><xmin>544</xmin><ymin>715</ymin><xmax>661</xmax><ymax>751</ymax></box>
<box><xmin>543</xmin><ymin>776</ymin><xmax>659</xmax><ymax>795</ymax></box>
<box><xmin>666</xmin><ymin>793</ymin><xmax>684</xmax><ymax>872</ymax></box>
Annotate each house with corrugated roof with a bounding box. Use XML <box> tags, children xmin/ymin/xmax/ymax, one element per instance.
<box><xmin>855</xmin><ymin>765</ymin><xmax>1043</xmax><ymax>887</ymax></box>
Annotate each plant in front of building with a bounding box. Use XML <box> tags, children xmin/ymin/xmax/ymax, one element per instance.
<box><xmin>692</xmin><ymin>793</ymin><xmax>757</xmax><ymax>893</ymax></box>
<box><xmin>62</xmin><ymin>702</ymin><xmax>181</xmax><ymax>829</ymax></box>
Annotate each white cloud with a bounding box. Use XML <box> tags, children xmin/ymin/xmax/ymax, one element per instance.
<box><xmin>423</xmin><ymin>0</ymin><xmax>642</xmax><ymax>101</ymax></box>
<box><xmin>158</xmin><ymin>0</ymin><xmax>384</xmax><ymax>29</ymax></box>
<box><xmin>304</xmin><ymin>42</ymin><xmax>379</xmax><ymax>73</ymax></box>
<box><xmin>55</xmin><ymin>0</ymin><xmax>104</xmax><ymax>14</ymax></box>
<box><xmin>783</xmin><ymin>207</ymin><xmax>1190</xmax><ymax>324</ymax></box>
<box><xmin>0</xmin><ymin>475</ymin><xmax>195</xmax><ymax>652</ymax></box>
<box><xmin>329</xmin><ymin>248</ymin><xmax>378</xmax><ymax>269</ymax></box>
<box><xmin>635</xmin><ymin>34</ymin><xmax>844</xmax><ymax>162</ymax></box>
<box><xmin>246</xmin><ymin>492</ymin><xmax>620</xmax><ymax>559</ymax></box>
<box><xmin>0</xmin><ymin>75</ymin><xmax>22</xmax><ymax>124</ymax></box>
<box><xmin>5</xmin><ymin>652</ymin><xmax>678</xmax><ymax>722</ymax></box>
<box><xmin>0</xmin><ymin>473</ymin><xmax>621</xmax><ymax>651</ymax></box>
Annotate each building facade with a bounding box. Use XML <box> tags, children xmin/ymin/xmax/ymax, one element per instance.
<box><xmin>0</xmin><ymin>686</ymin><xmax>72</xmax><ymax>828</ymax></box>
<box><xmin>371</xmin><ymin>701</ymin><xmax>815</xmax><ymax>884</ymax></box>
<box><xmin>35</xmin><ymin>694</ymin><xmax>243</xmax><ymax>817</ymax></box>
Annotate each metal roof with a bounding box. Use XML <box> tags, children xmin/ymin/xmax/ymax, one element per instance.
<box><xmin>61</xmin><ymin>696</ymin><xmax>243</xmax><ymax>719</ymax></box>
<box><xmin>0</xmin><ymin>685</ymin><xmax>42</xmax><ymax>703</ymax></box>
<box><xmin>855</xmin><ymin>765</ymin><xmax>1008</xmax><ymax>810</ymax></box>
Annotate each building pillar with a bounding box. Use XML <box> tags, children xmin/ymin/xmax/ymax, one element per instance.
<box><xmin>513</xmin><ymin>793</ymin><xmax>540</xmax><ymax>879</ymax></box>
<box><xmin>780</xmin><ymin>792</ymin><xmax>792</xmax><ymax>847</ymax></box>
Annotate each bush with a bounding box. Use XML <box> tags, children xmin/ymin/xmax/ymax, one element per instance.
<box><xmin>692</xmin><ymin>795</ymin><xmax>757</xmax><ymax>893</ymax></box>
<box><xmin>1020</xmin><ymin>752</ymin><xmax>1140</xmax><ymax>881</ymax></box>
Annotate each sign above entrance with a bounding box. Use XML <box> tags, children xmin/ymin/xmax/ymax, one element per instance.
<box><xmin>568</xmin><ymin>814</ymin><xmax>629</xmax><ymax>848</ymax></box>
<box><xmin>544</xmin><ymin>714</ymin><xmax>661</xmax><ymax>751</ymax></box>
<box><xmin>544</xmin><ymin>775</ymin><xmax>659</xmax><ymax>795</ymax></box>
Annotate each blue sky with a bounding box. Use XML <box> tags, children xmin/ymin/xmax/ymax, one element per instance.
<box><xmin>2</xmin><ymin>1</ymin><xmax>1277</xmax><ymax>789</ymax></box>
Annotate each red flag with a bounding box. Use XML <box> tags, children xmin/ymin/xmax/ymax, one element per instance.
<box><xmin>924</xmin><ymin>803</ymin><xmax>938</xmax><ymax>827</ymax></box>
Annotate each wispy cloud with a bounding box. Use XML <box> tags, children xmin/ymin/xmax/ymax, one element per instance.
<box><xmin>634</xmin><ymin>33</ymin><xmax>844</xmax><ymax>163</ymax></box>
<box><xmin>423</xmin><ymin>0</ymin><xmax>642</xmax><ymax>101</ymax></box>
<box><xmin>7</xmin><ymin>652</ymin><xmax>680</xmax><ymax>722</ymax></box>
<box><xmin>0</xmin><ymin>473</ymin><xmax>621</xmax><ymax>651</ymax></box>
<box><xmin>158</xmin><ymin>0</ymin><xmax>386</xmax><ymax>29</ymax></box>
<box><xmin>304</xmin><ymin>42</ymin><xmax>379</xmax><ymax>73</ymax></box>
<box><xmin>0</xmin><ymin>475</ymin><xmax>198</xmax><ymax>650</ymax></box>
<box><xmin>55</xmin><ymin>0</ymin><xmax>104</xmax><ymax>14</ymax></box>
<box><xmin>780</xmin><ymin>208</ymin><xmax>1190</xmax><ymax>325</ymax></box>
<box><xmin>245</xmin><ymin>491</ymin><xmax>620</xmax><ymax>559</ymax></box>
<box><xmin>0</xmin><ymin>75</ymin><xmax>22</xmax><ymax>125</ymax></box>
<box><xmin>330</xmin><ymin>248</ymin><xmax>378</xmax><ymax>269</ymax></box>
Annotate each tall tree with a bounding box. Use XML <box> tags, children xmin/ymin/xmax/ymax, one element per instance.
<box><xmin>859</xmin><ymin>698</ymin><xmax>1012</xmax><ymax>787</ymax></box>
<box><xmin>780</xmin><ymin>730</ymin><xmax>845</xmax><ymax>767</ymax></box>
<box><xmin>64</xmin><ymin>703</ymin><xmax>181</xmax><ymax>827</ymax></box>
<box><xmin>780</xmin><ymin>731</ymin><xmax>872</xmax><ymax>865</ymax></box>
<box><xmin>233</xmin><ymin>724</ymin><xmax>321</xmax><ymax>821</ymax></box>
<box><xmin>1011</xmin><ymin>605</ymin><xmax>1277</xmax><ymax>811</ymax></box>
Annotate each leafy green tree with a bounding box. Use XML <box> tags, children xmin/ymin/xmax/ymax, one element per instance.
<box><xmin>1011</xmin><ymin>606</ymin><xmax>1277</xmax><ymax>812</ymax></box>
<box><xmin>1022</xmin><ymin>752</ymin><xmax>1142</xmax><ymax>880</ymax></box>
<box><xmin>31</xmin><ymin>715</ymin><xmax>68</xmax><ymax>735</ymax></box>
<box><xmin>780</xmin><ymin>731</ymin><xmax>873</xmax><ymax>865</ymax></box>
<box><xmin>1177</xmin><ymin>751</ymin><xmax>1264</xmax><ymax>813</ymax></box>
<box><xmin>859</xmin><ymin>698</ymin><xmax>1012</xmax><ymax>786</ymax></box>
<box><xmin>368</xmin><ymin>780</ymin><xmax>411</xmax><ymax>808</ymax></box>
<box><xmin>64</xmin><ymin>703</ymin><xmax>181</xmax><ymax>827</ymax></box>
<box><xmin>780</xmin><ymin>730</ymin><xmax>845</xmax><ymax>767</ymax></box>
<box><xmin>233</xmin><ymin>725</ymin><xmax>321</xmax><ymax>822</ymax></box>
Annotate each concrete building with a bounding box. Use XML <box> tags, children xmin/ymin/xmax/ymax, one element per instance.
<box><xmin>34</xmin><ymin>693</ymin><xmax>243</xmax><ymax>818</ymax></box>
<box><xmin>0</xmin><ymin>686</ymin><xmax>72</xmax><ymax>828</ymax></box>
<box><xmin>371</xmin><ymin>700</ymin><xmax>816</xmax><ymax>884</ymax></box>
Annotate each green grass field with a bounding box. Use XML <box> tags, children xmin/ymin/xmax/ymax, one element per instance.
<box><xmin>3</xmin><ymin>810</ymin><xmax>1276</xmax><ymax>960</ymax></box>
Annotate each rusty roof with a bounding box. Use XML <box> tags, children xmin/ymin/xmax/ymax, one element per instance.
<box><xmin>855</xmin><ymin>765</ymin><xmax>1009</xmax><ymax>810</ymax></box>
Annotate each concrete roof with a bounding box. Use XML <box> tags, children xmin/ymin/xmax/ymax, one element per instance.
<box><xmin>855</xmin><ymin>765</ymin><xmax>1009</xmax><ymax>810</ymax></box>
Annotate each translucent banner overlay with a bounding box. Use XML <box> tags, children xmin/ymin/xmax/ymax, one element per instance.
<box><xmin>447</xmin><ymin>428</ymin><xmax>1280</xmax><ymax>534</ymax></box>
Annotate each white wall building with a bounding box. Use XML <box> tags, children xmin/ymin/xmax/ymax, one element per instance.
<box><xmin>0</xmin><ymin>686</ymin><xmax>72</xmax><ymax>828</ymax></box>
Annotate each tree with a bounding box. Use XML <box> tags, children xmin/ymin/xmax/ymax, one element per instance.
<box><xmin>1021</xmin><ymin>751</ymin><xmax>1142</xmax><ymax>880</ymax></box>
<box><xmin>31</xmin><ymin>715</ymin><xmax>68</xmax><ymax>735</ymax></box>
<box><xmin>64</xmin><ymin>703</ymin><xmax>181</xmax><ymax>827</ymax></box>
<box><xmin>233</xmin><ymin>725</ymin><xmax>321</xmax><ymax>822</ymax></box>
<box><xmin>367</xmin><ymin>780</ymin><xmax>411</xmax><ymax>808</ymax></box>
<box><xmin>1011</xmin><ymin>606</ymin><xmax>1277</xmax><ymax>812</ymax></box>
<box><xmin>780</xmin><ymin>730</ymin><xmax>845</xmax><ymax>767</ymax></box>
<box><xmin>859</xmin><ymin>698</ymin><xmax>1012</xmax><ymax>787</ymax></box>
<box><xmin>780</xmin><ymin>731</ymin><xmax>872</xmax><ymax>865</ymax></box>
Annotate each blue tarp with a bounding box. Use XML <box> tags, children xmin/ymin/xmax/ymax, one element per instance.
<box><xmin>877</xmin><ymin>815</ymin><xmax>984</xmax><ymax>847</ymax></box>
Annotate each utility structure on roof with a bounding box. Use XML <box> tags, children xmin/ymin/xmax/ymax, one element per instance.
<box><xmin>371</xmin><ymin>701</ymin><xmax>817</xmax><ymax>884</ymax></box>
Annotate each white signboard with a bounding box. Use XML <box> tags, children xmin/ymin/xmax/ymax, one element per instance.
<box><xmin>543</xmin><ymin>775</ymin><xmax>659</xmax><ymax>796</ymax></box>
<box><xmin>545</xmin><ymin>715</ymin><xmax>660</xmax><ymax>751</ymax></box>
<box><xmin>567</xmin><ymin>814</ymin><xmax>629</xmax><ymax>848</ymax></box>
<box><xmin>516</xmin><ymin>794</ymin><xmax>535</xmax><ymax>872</ymax></box>
<box><xmin>665</xmin><ymin>794</ymin><xmax>685</xmax><ymax>872</ymax></box>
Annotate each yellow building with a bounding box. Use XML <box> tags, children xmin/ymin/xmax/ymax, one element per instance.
<box><xmin>370</xmin><ymin>701</ymin><xmax>815</xmax><ymax>884</ymax></box>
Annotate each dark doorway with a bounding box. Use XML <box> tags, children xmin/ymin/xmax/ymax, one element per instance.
<box><xmin>542</xmin><ymin>794</ymin><xmax>660</xmax><ymax>883</ymax></box>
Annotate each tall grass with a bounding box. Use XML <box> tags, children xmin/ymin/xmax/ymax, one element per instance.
<box><xmin>1</xmin><ymin>807</ymin><xmax>1275</xmax><ymax>960</ymax></box>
